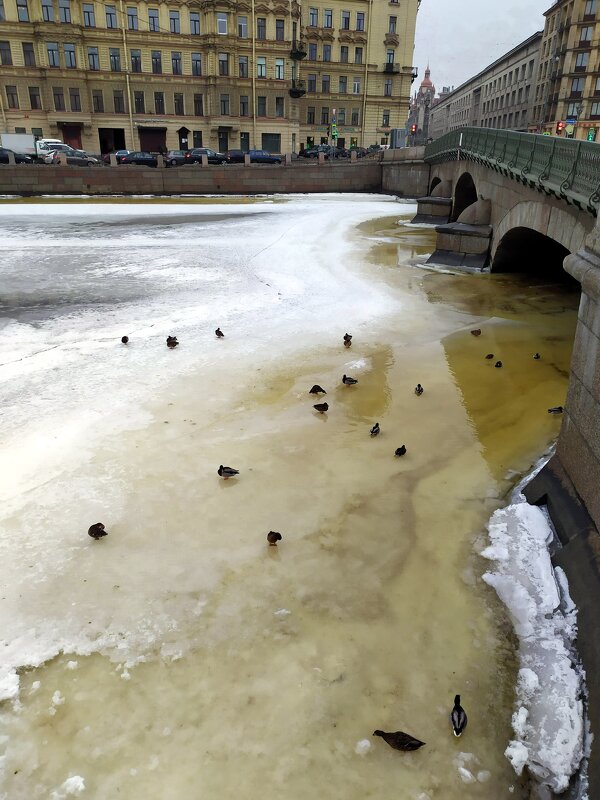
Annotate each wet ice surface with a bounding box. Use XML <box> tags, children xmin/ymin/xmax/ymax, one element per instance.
<box><xmin>0</xmin><ymin>196</ymin><xmax>580</xmax><ymax>798</ymax></box>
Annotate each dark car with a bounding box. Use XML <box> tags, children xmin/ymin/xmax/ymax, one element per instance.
<box><xmin>0</xmin><ymin>147</ymin><xmax>33</xmax><ymax>164</ymax></box>
<box><xmin>184</xmin><ymin>148</ymin><xmax>228</xmax><ymax>165</ymax></box>
<box><xmin>102</xmin><ymin>149</ymin><xmax>131</xmax><ymax>165</ymax></box>
<box><xmin>225</xmin><ymin>149</ymin><xmax>245</xmax><ymax>163</ymax></box>
<box><xmin>49</xmin><ymin>149</ymin><xmax>100</xmax><ymax>166</ymax></box>
<box><xmin>165</xmin><ymin>149</ymin><xmax>187</xmax><ymax>166</ymax></box>
<box><xmin>119</xmin><ymin>151</ymin><xmax>158</xmax><ymax>167</ymax></box>
<box><xmin>299</xmin><ymin>145</ymin><xmax>341</xmax><ymax>160</ymax></box>
<box><xmin>349</xmin><ymin>146</ymin><xmax>368</xmax><ymax>158</ymax></box>
<box><xmin>226</xmin><ymin>149</ymin><xmax>282</xmax><ymax>164</ymax></box>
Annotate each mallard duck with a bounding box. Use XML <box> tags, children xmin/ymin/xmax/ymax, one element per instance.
<box><xmin>309</xmin><ymin>385</ymin><xmax>326</xmax><ymax>395</ymax></box>
<box><xmin>166</xmin><ymin>335</ymin><xmax>179</xmax><ymax>349</ymax></box>
<box><xmin>485</xmin><ymin>353</ymin><xmax>494</xmax><ymax>359</ymax></box>
<box><xmin>533</xmin><ymin>352</ymin><xmax>541</xmax><ymax>360</ymax></box>
<box><xmin>343</xmin><ymin>333</ymin><xmax>352</xmax><ymax>342</ymax></box>
<box><xmin>215</xmin><ymin>327</ymin><xmax>224</xmax><ymax>338</ymax></box>
<box><xmin>373</xmin><ymin>730</ymin><xmax>425</xmax><ymax>751</ymax></box>
<box><xmin>548</xmin><ymin>406</ymin><xmax>564</xmax><ymax>414</ymax></box>
<box><xmin>395</xmin><ymin>446</ymin><xmax>407</xmax><ymax>457</ymax></box>
<box><xmin>267</xmin><ymin>531</ymin><xmax>282</xmax><ymax>546</ymax></box>
<box><xmin>313</xmin><ymin>402</ymin><xmax>329</xmax><ymax>414</ymax></box>
<box><xmin>450</xmin><ymin>695</ymin><xmax>467</xmax><ymax>737</ymax></box>
<box><xmin>471</xmin><ymin>329</ymin><xmax>482</xmax><ymax>337</ymax></box>
<box><xmin>88</xmin><ymin>522</ymin><xmax>108</xmax><ymax>540</ymax></box>
<box><xmin>342</xmin><ymin>374</ymin><xmax>358</xmax><ymax>385</ymax></box>
<box><xmin>121</xmin><ymin>335</ymin><xmax>129</xmax><ymax>344</ymax></box>
<box><xmin>218</xmin><ymin>465</ymin><xmax>239</xmax><ymax>479</ymax></box>
<box><xmin>495</xmin><ymin>360</ymin><xmax>503</xmax><ymax>368</ymax></box>
<box><xmin>370</xmin><ymin>422</ymin><xmax>380</xmax><ymax>437</ymax></box>
<box><xmin>415</xmin><ymin>384</ymin><xmax>424</xmax><ymax>396</ymax></box>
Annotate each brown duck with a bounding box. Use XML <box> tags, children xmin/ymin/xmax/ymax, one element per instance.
<box><xmin>373</xmin><ymin>730</ymin><xmax>425</xmax><ymax>751</ymax></box>
<box><xmin>267</xmin><ymin>531</ymin><xmax>282</xmax><ymax>546</ymax></box>
<box><xmin>88</xmin><ymin>522</ymin><xmax>108</xmax><ymax>540</ymax></box>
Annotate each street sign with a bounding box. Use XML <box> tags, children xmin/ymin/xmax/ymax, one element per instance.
<box><xmin>566</xmin><ymin>118</ymin><xmax>577</xmax><ymax>124</ymax></box>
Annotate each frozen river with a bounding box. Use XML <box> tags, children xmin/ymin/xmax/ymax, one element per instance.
<box><xmin>0</xmin><ymin>195</ymin><xmax>581</xmax><ymax>798</ymax></box>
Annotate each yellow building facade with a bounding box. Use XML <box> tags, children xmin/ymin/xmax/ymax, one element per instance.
<box><xmin>0</xmin><ymin>0</ymin><xmax>419</xmax><ymax>153</ymax></box>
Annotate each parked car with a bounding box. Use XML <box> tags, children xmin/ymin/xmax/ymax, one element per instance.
<box><xmin>226</xmin><ymin>149</ymin><xmax>282</xmax><ymax>164</ymax></box>
<box><xmin>184</xmin><ymin>148</ymin><xmax>228</xmax><ymax>165</ymax></box>
<box><xmin>48</xmin><ymin>147</ymin><xmax>100</xmax><ymax>166</ymax></box>
<box><xmin>348</xmin><ymin>146</ymin><xmax>368</xmax><ymax>158</ymax></box>
<box><xmin>165</xmin><ymin>149</ymin><xmax>187</xmax><ymax>166</ymax></box>
<box><xmin>119</xmin><ymin>151</ymin><xmax>158</xmax><ymax>167</ymax></box>
<box><xmin>102</xmin><ymin>149</ymin><xmax>132</xmax><ymax>165</ymax></box>
<box><xmin>299</xmin><ymin>145</ymin><xmax>344</xmax><ymax>160</ymax></box>
<box><xmin>0</xmin><ymin>147</ymin><xmax>33</xmax><ymax>164</ymax></box>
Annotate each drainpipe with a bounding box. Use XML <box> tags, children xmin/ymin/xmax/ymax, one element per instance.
<box><xmin>251</xmin><ymin>0</ymin><xmax>257</xmax><ymax>148</ymax></box>
<box><xmin>119</xmin><ymin>0</ymin><xmax>135</xmax><ymax>149</ymax></box>
<box><xmin>360</xmin><ymin>0</ymin><xmax>373</xmax><ymax>147</ymax></box>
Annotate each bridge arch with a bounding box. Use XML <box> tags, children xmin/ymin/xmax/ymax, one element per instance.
<box><xmin>492</xmin><ymin>227</ymin><xmax>571</xmax><ymax>277</ymax></box>
<box><xmin>451</xmin><ymin>172</ymin><xmax>477</xmax><ymax>221</ymax></box>
<box><xmin>429</xmin><ymin>176</ymin><xmax>442</xmax><ymax>195</ymax></box>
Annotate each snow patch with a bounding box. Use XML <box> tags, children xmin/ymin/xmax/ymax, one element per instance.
<box><xmin>354</xmin><ymin>739</ymin><xmax>371</xmax><ymax>755</ymax></box>
<box><xmin>50</xmin><ymin>775</ymin><xmax>85</xmax><ymax>797</ymax></box>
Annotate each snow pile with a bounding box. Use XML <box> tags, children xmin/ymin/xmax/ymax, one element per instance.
<box><xmin>452</xmin><ymin>752</ymin><xmax>491</xmax><ymax>785</ymax></box>
<box><xmin>50</xmin><ymin>775</ymin><xmax>85</xmax><ymax>797</ymax></box>
<box><xmin>482</xmin><ymin>502</ymin><xmax>585</xmax><ymax>793</ymax></box>
<box><xmin>354</xmin><ymin>739</ymin><xmax>371</xmax><ymax>755</ymax></box>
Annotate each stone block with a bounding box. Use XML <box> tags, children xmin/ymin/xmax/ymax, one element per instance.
<box><xmin>201</xmin><ymin>155</ymin><xmax>208</xmax><ymax>167</ymax></box>
<box><xmin>557</xmin><ymin>413</ymin><xmax>600</xmax><ymax>529</ymax></box>
<box><xmin>350</xmin><ymin>150</ymin><xmax>357</xmax><ymax>163</ymax></box>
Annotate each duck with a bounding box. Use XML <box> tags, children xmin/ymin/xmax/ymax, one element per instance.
<box><xmin>415</xmin><ymin>383</ymin><xmax>424</xmax><ymax>396</ymax></box>
<box><xmin>215</xmin><ymin>327</ymin><xmax>224</xmax><ymax>338</ymax></box>
<box><xmin>121</xmin><ymin>335</ymin><xmax>129</xmax><ymax>344</ymax></box>
<box><xmin>548</xmin><ymin>406</ymin><xmax>564</xmax><ymax>414</ymax></box>
<box><xmin>267</xmin><ymin>531</ymin><xmax>282</xmax><ymax>546</ymax></box>
<box><xmin>313</xmin><ymin>402</ymin><xmax>329</xmax><ymax>414</ymax></box>
<box><xmin>370</xmin><ymin>422</ymin><xmax>380</xmax><ymax>437</ymax></box>
<box><xmin>471</xmin><ymin>329</ymin><xmax>482</xmax><ymax>337</ymax></box>
<box><xmin>343</xmin><ymin>333</ymin><xmax>352</xmax><ymax>343</ymax></box>
<box><xmin>342</xmin><ymin>374</ymin><xmax>358</xmax><ymax>385</ymax></box>
<box><xmin>88</xmin><ymin>522</ymin><xmax>108</xmax><ymax>540</ymax></box>
<box><xmin>485</xmin><ymin>353</ymin><xmax>494</xmax><ymax>359</ymax></box>
<box><xmin>450</xmin><ymin>695</ymin><xmax>468</xmax><ymax>736</ymax></box>
<box><xmin>373</xmin><ymin>730</ymin><xmax>425</xmax><ymax>751</ymax></box>
<box><xmin>495</xmin><ymin>360</ymin><xmax>503</xmax><ymax>368</ymax></box>
<box><xmin>344</xmin><ymin>339</ymin><xmax>352</xmax><ymax>348</ymax></box>
<box><xmin>309</xmin><ymin>385</ymin><xmax>327</xmax><ymax>395</ymax></box>
<box><xmin>166</xmin><ymin>335</ymin><xmax>179</xmax><ymax>349</ymax></box>
<box><xmin>218</xmin><ymin>465</ymin><xmax>239</xmax><ymax>479</ymax></box>
<box><xmin>395</xmin><ymin>446</ymin><xmax>407</xmax><ymax>457</ymax></box>
<box><xmin>533</xmin><ymin>352</ymin><xmax>541</xmax><ymax>360</ymax></box>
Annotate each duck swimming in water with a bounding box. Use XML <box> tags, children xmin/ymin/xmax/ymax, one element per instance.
<box><xmin>495</xmin><ymin>360</ymin><xmax>503</xmax><ymax>368</ymax></box>
<box><xmin>267</xmin><ymin>531</ymin><xmax>282</xmax><ymax>546</ymax></box>
<box><xmin>215</xmin><ymin>327</ymin><xmax>224</xmax><ymax>338</ymax></box>
<box><xmin>309</xmin><ymin>385</ymin><xmax>326</xmax><ymax>395</ymax></box>
<box><xmin>88</xmin><ymin>522</ymin><xmax>108</xmax><ymax>540</ymax></box>
<box><xmin>395</xmin><ymin>446</ymin><xmax>407</xmax><ymax>457</ymax></box>
<box><xmin>415</xmin><ymin>384</ymin><xmax>424</xmax><ymax>396</ymax></box>
<box><xmin>548</xmin><ymin>406</ymin><xmax>564</xmax><ymax>414</ymax></box>
<box><xmin>370</xmin><ymin>422</ymin><xmax>380</xmax><ymax>437</ymax></box>
<box><xmin>218</xmin><ymin>465</ymin><xmax>239</xmax><ymax>479</ymax></box>
<box><xmin>533</xmin><ymin>352</ymin><xmax>541</xmax><ymax>360</ymax></box>
<box><xmin>121</xmin><ymin>335</ymin><xmax>129</xmax><ymax>344</ymax></box>
<box><xmin>166</xmin><ymin>335</ymin><xmax>179</xmax><ymax>349</ymax></box>
<box><xmin>471</xmin><ymin>329</ymin><xmax>482</xmax><ymax>337</ymax></box>
<box><xmin>485</xmin><ymin>353</ymin><xmax>494</xmax><ymax>359</ymax></box>
<box><xmin>342</xmin><ymin>374</ymin><xmax>358</xmax><ymax>385</ymax></box>
<box><xmin>313</xmin><ymin>402</ymin><xmax>329</xmax><ymax>414</ymax></box>
<box><xmin>450</xmin><ymin>695</ymin><xmax>468</xmax><ymax>737</ymax></box>
<box><xmin>373</xmin><ymin>730</ymin><xmax>425</xmax><ymax>751</ymax></box>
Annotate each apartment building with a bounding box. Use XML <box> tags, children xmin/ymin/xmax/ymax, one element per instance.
<box><xmin>0</xmin><ymin>0</ymin><xmax>419</xmax><ymax>154</ymax></box>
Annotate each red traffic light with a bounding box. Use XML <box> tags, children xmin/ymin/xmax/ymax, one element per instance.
<box><xmin>410</xmin><ymin>124</ymin><xmax>417</xmax><ymax>134</ymax></box>
<box><xmin>556</xmin><ymin>121</ymin><xmax>565</xmax><ymax>134</ymax></box>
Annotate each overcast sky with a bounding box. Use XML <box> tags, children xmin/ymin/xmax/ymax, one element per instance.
<box><xmin>413</xmin><ymin>0</ymin><xmax>551</xmax><ymax>93</ymax></box>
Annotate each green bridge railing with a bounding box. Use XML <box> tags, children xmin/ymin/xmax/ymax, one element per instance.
<box><xmin>424</xmin><ymin>127</ymin><xmax>600</xmax><ymax>216</ymax></box>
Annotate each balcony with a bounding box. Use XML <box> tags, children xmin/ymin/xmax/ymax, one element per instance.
<box><xmin>289</xmin><ymin>80</ymin><xmax>306</xmax><ymax>98</ymax></box>
<box><xmin>383</xmin><ymin>63</ymin><xmax>400</xmax><ymax>74</ymax></box>
<box><xmin>290</xmin><ymin>44</ymin><xmax>307</xmax><ymax>60</ymax></box>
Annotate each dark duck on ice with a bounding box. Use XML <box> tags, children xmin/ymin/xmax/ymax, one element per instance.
<box><xmin>415</xmin><ymin>383</ymin><xmax>424</xmax><ymax>396</ymax></box>
<box><xmin>218</xmin><ymin>465</ymin><xmax>239</xmax><ymax>479</ymax></box>
<box><xmin>450</xmin><ymin>695</ymin><xmax>467</xmax><ymax>737</ymax></box>
<box><xmin>215</xmin><ymin>327</ymin><xmax>224</xmax><ymax>338</ymax></box>
<box><xmin>309</xmin><ymin>385</ymin><xmax>326</xmax><ymax>395</ymax></box>
<box><xmin>342</xmin><ymin>374</ymin><xmax>358</xmax><ymax>386</ymax></box>
<box><xmin>373</xmin><ymin>730</ymin><xmax>425</xmax><ymax>751</ymax></box>
<box><xmin>166</xmin><ymin>335</ymin><xmax>179</xmax><ymax>349</ymax></box>
<box><xmin>313</xmin><ymin>402</ymin><xmax>329</xmax><ymax>414</ymax></box>
<box><xmin>267</xmin><ymin>531</ymin><xmax>282</xmax><ymax>546</ymax></box>
<box><xmin>370</xmin><ymin>422</ymin><xmax>380</xmax><ymax>437</ymax></box>
<box><xmin>88</xmin><ymin>522</ymin><xmax>108</xmax><ymax>540</ymax></box>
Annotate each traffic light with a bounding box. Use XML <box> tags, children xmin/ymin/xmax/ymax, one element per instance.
<box><xmin>588</xmin><ymin>128</ymin><xmax>597</xmax><ymax>142</ymax></box>
<box><xmin>410</xmin><ymin>124</ymin><xmax>417</xmax><ymax>134</ymax></box>
<box><xmin>331</xmin><ymin>123</ymin><xmax>338</xmax><ymax>139</ymax></box>
<box><xmin>556</xmin><ymin>120</ymin><xmax>565</xmax><ymax>135</ymax></box>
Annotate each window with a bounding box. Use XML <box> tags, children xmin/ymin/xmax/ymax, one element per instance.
<box><xmin>571</xmin><ymin>77</ymin><xmax>584</xmax><ymax>96</ymax></box>
<box><xmin>257</xmin><ymin>17</ymin><xmax>266</xmax><ymax>39</ymax></box>
<box><xmin>64</xmin><ymin>43</ymin><xmax>76</xmax><ymax>68</ymax></box>
<box><xmin>0</xmin><ymin>0</ymin><xmax>5</xmax><ymax>17</ymax></box>
<box><xmin>308</xmin><ymin>43</ymin><xmax>317</xmax><ymax>60</ymax></box>
<box><xmin>105</xmin><ymin>4</ymin><xmax>116</xmax><ymax>27</ymax></box>
<box><xmin>220</xmin><ymin>93</ymin><xmax>229</xmax><ymax>114</ymax></box>
<box><xmin>591</xmin><ymin>101</ymin><xmax>600</xmax><ymax>117</ymax></box>
<box><xmin>352</xmin><ymin>76</ymin><xmax>360</xmax><ymax>94</ymax></box>
<box><xmin>88</xmin><ymin>46</ymin><xmax>99</xmax><ymax>70</ymax></box>
<box><xmin>152</xmin><ymin>51</ymin><xmax>162</xmax><ymax>73</ymax></box>
<box><xmin>389</xmin><ymin>15</ymin><xmax>397</xmax><ymax>33</ymax></box>
<box><xmin>109</xmin><ymin>47</ymin><xmax>120</xmax><ymax>71</ymax></box>
<box><xmin>275</xmin><ymin>96</ymin><xmax>284</xmax><ymax>117</ymax></box>
<box><xmin>575</xmin><ymin>51</ymin><xmax>590</xmax><ymax>71</ymax></box>
<box><xmin>240</xmin><ymin>94</ymin><xmax>249</xmax><ymax>116</ymax></box>
<box><xmin>276</xmin><ymin>18</ymin><xmax>284</xmax><ymax>40</ymax></box>
<box><xmin>58</xmin><ymin>0</ymin><xmax>70</xmax><ymax>22</ymax></box>
<box><xmin>382</xmin><ymin>109</ymin><xmax>390</xmax><ymax>127</ymax></box>
<box><xmin>171</xmin><ymin>51</ymin><xmax>181</xmax><ymax>74</ymax></box>
<box><xmin>307</xmin><ymin>106</ymin><xmax>315</xmax><ymax>123</ymax></box>
<box><xmin>580</xmin><ymin>25</ymin><xmax>593</xmax><ymax>42</ymax></box>
<box><xmin>257</xmin><ymin>56</ymin><xmax>266</xmax><ymax>77</ymax></box>
<box><xmin>193</xmin><ymin>93</ymin><xmax>203</xmax><ymax>115</ymax></box>
<box><xmin>127</xmin><ymin>6</ymin><xmax>137</xmax><ymax>29</ymax></box>
<box><xmin>41</xmin><ymin>0</ymin><xmax>53</xmax><ymax>21</ymax></box>
<box><xmin>6</xmin><ymin>85</ymin><xmax>18</xmax><ymax>109</ymax></box>
<box><xmin>154</xmin><ymin>91</ymin><xmax>165</xmax><ymax>114</ymax></box>
<box><xmin>131</xmin><ymin>48</ymin><xmax>141</xmax><ymax>72</ymax></box>
<box><xmin>170</xmin><ymin>10</ymin><xmax>180</xmax><ymax>33</ymax></box>
<box><xmin>69</xmin><ymin>87</ymin><xmax>81</xmax><ymax>111</ymax></box>
<box><xmin>309</xmin><ymin>7</ymin><xmax>317</xmax><ymax>25</ymax></box>
<box><xmin>133</xmin><ymin>90</ymin><xmax>144</xmax><ymax>113</ymax></box>
<box><xmin>323</xmin><ymin>44</ymin><xmax>331</xmax><ymax>62</ymax></box>
<box><xmin>257</xmin><ymin>95</ymin><xmax>266</xmax><ymax>116</ymax></box>
<box><xmin>53</xmin><ymin>87</ymin><xmax>65</xmax><ymax>111</ymax></box>
<box><xmin>386</xmin><ymin>49</ymin><xmax>394</xmax><ymax>64</ymax></box>
<box><xmin>148</xmin><ymin>8</ymin><xmax>159</xmax><ymax>31</ymax></box>
<box><xmin>174</xmin><ymin>93</ymin><xmax>184</xmax><ymax>115</ymax></box>
<box><xmin>193</xmin><ymin>130</ymin><xmax>203</xmax><ymax>147</ymax></box>
<box><xmin>566</xmin><ymin>102</ymin><xmax>580</xmax><ymax>118</ymax></box>
<box><xmin>92</xmin><ymin>89</ymin><xmax>103</xmax><ymax>112</ymax></box>
<box><xmin>239</xmin><ymin>55</ymin><xmax>248</xmax><ymax>77</ymax></box>
<box><xmin>351</xmin><ymin>107</ymin><xmax>359</xmax><ymax>125</ymax></box>
<box><xmin>192</xmin><ymin>52</ymin><xmax>201</xmax><ymax>76</ymax></box>
<box><xmin>384</xmin><ymin>78</ymin><xmax>392</xmax><ymax>96</ymax></box>
<box><xmin>47</xmin><ymin>42</ymin><xmax>59</xmax><ymax>67</ymax></box>
<box><xmin>585</xmin><ymin>0</ymin><xmax>597</xmax><ymax>15</ymax></box>
<box><xmin>340</xmin><ymin>45</ymin><xmax>348</xmax><ymax>63</ymax></box>
<box><xmin>356</xmin><ymin>11</ymin><xmax>364</xmax><ymax>31</ymax></box>
<box><xmin>307</xmin><ymin>73</ymin><xmax>316</xmax><ymax>92</ymax></box>
<box><xmin>83</xmin><ymin>3</ymin><xmax>95</xmax><ymax>26</ymax></box>
<box><xmin>339</xmin><ymin>75</ymin><xmax>347</xmax><ymax>93</ymax></box>
<box><xmin>217</xmin><ymin>12</ymin><xmax>227</xmax><ymax>34</ymax></box>
<box><xmin>113</xmin><ymin>89</ymin><xmax>125</xmax><ymax>113</ymax></box>
<box><xmin>275</xmin><ymin>58</ymin><xmax>284</xmax><ymax>79</ymax></box>
<box><xmin>321</xmin><ymin>107</ymin><xmax>329</xmax><ymax>124</ymax></box>
<box><xmin>355</xmin><ymin>47</ymin><xmax>363</xmax><ymax>64</ymax></box>
<box><xmin>190</xmin><ymin>11</ymin><xmax>200</xmax><ymax>34</ymax></box>
<box><xmin>338</xmin><ymin>107</ymin><xmax>345</xmax><ymax>124</ymax></box>
<box><xmin>595</xmin><ymin>76</ymin><xmax>600</xmax><ymax>95</ymax></box>
<box><xmin>29</xmin><ymin>86</ymin><xmax>41</xmax><ymax>109</ymax></box>
<box><xmin>341</xmin><ymin>10</ymin><xmax>350</xmax><ymax>29</ymax></box>
<box><xmin>22</xmin><ymin>42</ymin><xmax>35</xmax><ymax>65</ymax></box>
<box><xmin>321</xmin><ymin>74</ymin><xmax>330</xmax><ymax>92</ymax></box>
<box><xmin>219</xmin><ymin>52</ymin><xmax>229</xmax><ymax>75</ymax></box>
<box><xmin>17</xmin><ymin>0</ymin><xmax>29</xmax><ymax>21</ymax></box>
<box><xmin>238</xmin><ymin>15</ymin><xmax>248</xmax><ymax>37</ymax></box>
<box><xmin>324</xmin><ymin>8</ymin><xmax>332</xmax><ymax>27</ymax></box>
